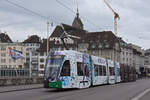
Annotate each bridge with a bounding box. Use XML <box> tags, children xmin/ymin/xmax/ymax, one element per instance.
<box><xmin>0</xmin><ymin>79</ymin><xmax>150</xmax><ymax>100</ymax></box>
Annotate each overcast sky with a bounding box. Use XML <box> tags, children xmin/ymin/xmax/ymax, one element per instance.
<box><xmin>0</xmin><ymin>0</ymin><xmax>150</xmax><ymax>49</ymax></box>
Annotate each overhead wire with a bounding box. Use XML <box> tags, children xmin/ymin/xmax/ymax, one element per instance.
<box><xmin>56</xmin><ymin>0</ymin><xmax>102</xmax><ymax>30</ymax></box>
<box><xmin>2</xmin><ymin>0</ymin><xmax>102</xmax><ymax>30</ymax></box>
<box><xmin>1</xmin><ymin>0</ymin><xmax>59</xmax><ymax>27</ymax></box>
<box><xmin>5</xmin><ymin>0</ymin><xmax>48</xmax><ymax>20</ymax></box>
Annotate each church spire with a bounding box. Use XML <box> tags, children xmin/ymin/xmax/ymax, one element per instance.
<box><xmin>72</xmin><ymin>0</ymin><xmax>83</xmax><ymax>30</ymax></box>
<box><xmin>76</xmin><ymin>3</ymin><xmax>79</xmax><ymax>18</ymax></box>
<box><xmin>77</xmin><ymin>8</ymin><xmax>79</xmax><ymax>18</ymax></box>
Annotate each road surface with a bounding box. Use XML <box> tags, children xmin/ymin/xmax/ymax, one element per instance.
<box><xmin>0</xmin><ymin>79</ymin><xmax>150</xmax><ymax>100</ymax></box>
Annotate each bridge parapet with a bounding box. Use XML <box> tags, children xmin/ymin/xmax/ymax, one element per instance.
<box><xmin>0</xmin><ymin>77</ymin><xmax>43</xmax><ymax>86</ymax></box>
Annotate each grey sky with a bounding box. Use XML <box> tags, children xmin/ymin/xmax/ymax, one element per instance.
<box><xmin>0</xmin><ymin>0</ymin><xmax>149</xmax><ymax>49</ymax></box>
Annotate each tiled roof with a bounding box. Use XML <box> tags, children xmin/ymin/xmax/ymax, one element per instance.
<box><xmin>23</xmin><ymin>35</ymin><xmax>41</xmax><ymax>43</ymax></box>
<box><xmin>72</xmin><ymin>16</ymin><xmax>83</xmax><ymax>30</ymax></box>
<box><xmin>38</xmin><ymin>39</ymin><xmax>49</xmax><ymax>52</ymax></box>
<box><xmin>79</xmin><ymin>31</ymin><xmax>120</xmax><ymax>50</ymax></box>
<box><xmin>50</xmin><ymin>24</ymin><xmax>87</xmax><ymax>39</ymax></box>
<box><xmin>39</xmin><ymin>39</ymin><xmax>77</xmax><ymax>52</ymax></box>
<box><xmin>118</xmin><ymin>37</ymin><xmax>132</xmax><ymax>49</ymax></box>
<box><xmin>0</xmin><ymin>33</ymin><xmax>13</xmax><ymax>43</ymax></box>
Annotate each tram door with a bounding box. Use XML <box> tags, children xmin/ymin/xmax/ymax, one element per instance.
<box><xmin>107</xmin><ymin>60</ymin><xmax>115</xmax><ymax>84</ymax></box>
<box><xmin>77</xmin><ymin>62</ymin><xmax>91</xmax><ymax>88</ymax></box>
<box><xmin>115</xmin><ymin>62</ymin><xmax>121</xmax><ymax>83</ymax></box>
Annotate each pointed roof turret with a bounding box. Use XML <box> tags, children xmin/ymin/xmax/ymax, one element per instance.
<box><xmin>72</xmin><ymin>7</ymin><xmax>83</xmax><ymax>30</ymax></box>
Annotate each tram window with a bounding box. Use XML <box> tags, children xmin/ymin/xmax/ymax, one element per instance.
<box><xmin>103</xmin><ymin>66</ymin><xmax>106</xmax><ymax>76</ymax></box>
<box><xmin>60</xmin><ymin>60</ymin><xmax>70</xmax><ymax>76</ymax></box>
<box><xmin>77</xmin><ymin>62</ymin><xmax>89</xmax><ymax>76</ymax></box>
<box><xmin>109</xmin><ymin>67</ymin><xmax>115</xmax><ymax>76</ymax></box>
<box><xmin>117</xmin><ymin>68</ymin><xmax>121</xmax><ymax>76</ymax></box>
<box><xmin>109</xmin><ymin>67</ymin><xmax>112</xmax><ymax>76</ymax></box>
<box><xmin>77</xmin><ymin>62</ymin><xmax>83</xmax><ymax>76</ymax></box>
<box><xmin>113</xmin><ymin>67</ymin><xmax>115</xmax><ymax>75</ymax></box>
<box><xmin>94</xmin><ymin>65</ymin><xmax>98</xmax><ymax>76</ymax></box>
<box><xmin>99</xmin><ymin>65</ymin><xmax>103</xmax><ymax>76</ymax></box>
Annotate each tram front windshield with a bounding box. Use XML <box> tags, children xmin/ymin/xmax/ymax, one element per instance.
<box><xmin>45</xmin><ymin>55</ymin><xmax>64</xmax><ymax>81</ymax></box>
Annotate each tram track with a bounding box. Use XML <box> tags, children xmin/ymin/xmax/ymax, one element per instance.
<box><xmin>0</xmin><ymin>85</ymin><xmax>43</xmax><ymax>93</ymax></box>
<box><xmin>1</xmin><ymin>79</ymin><xmax>150</xmax><ymax>100</ymax></box>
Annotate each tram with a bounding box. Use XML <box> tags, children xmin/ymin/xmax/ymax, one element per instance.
<box><xmin>44</xmin><ymin>50</ymin><xmax>121</xmax><ymax>89</ymax></box>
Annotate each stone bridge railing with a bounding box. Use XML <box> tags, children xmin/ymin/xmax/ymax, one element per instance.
<box><xmin>0</xmin><ymin>77</ymin><xmax>43</xmax><ymax>86</ymax></box>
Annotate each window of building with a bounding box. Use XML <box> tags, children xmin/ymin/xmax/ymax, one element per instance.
<box><xmin>98</xmin><ymin>43</ymin><xmax>102</xmax><ymax>48</ymax></box>
<box><xmin>127</xmin><ymin>58</ymin><xmax>128</xmax><ymax>62</ymax></box>
<box><xmin>26</xmin><ymin>58</ymin><xmax>30</xmax><ymax>62</ymax></box>
<box><xmin>1</xmin><ymin>59</ymin><xmax>6</xmax><ymax>63</ymax></box>
<box><xmin>40</xmin><ymin>58</ymin><xmax>44</xmax><ymax>63</ymax></box>
<box><xmin>60</xmin><ymin>60</ymin><xmax>70</xmax><ymax>76</ymax></box>
<box><xmin>105</xmin><ymin>42</ymin><xmax>110</xmax><ymax>48</ymax></box>
<box><xmin>92</xmin><ymin>44</ymin><xmax>96</xmax><ymax>49</ymax></box>
<box><xmin>1</xmin><ymin>53</ymin><xmax>6</xmax><ymax>57</ymax></box>
<box><xmin>32</xmin><ymin>52</ymin><xmax>38</xmax><ymax>56</ymax></box>
<box><xmin>39</xmin><ymin>70</ymin><xmax>44</xmax><ymax>74</ymax></box>
<box><xmin>123</xmin><ymin>58</ymin><xmax>125</xmax><ymax>61</ymax></box>
<box><xmin>40</xmin><ymin>64</ymin><xmax>44</xmax><ymax>69</ymax></box>
<box><xmin>1</xmin><ymin>47</ymin><xmax>6</xmax><ymax>51</ymax></box>
<box><xmin>18</xmin><ymin>65</ymin><xmax>22</xmax><ymax>69</ymax></box>
<box><xmin>123</xmin><ymin>52</ymin><xmax>124</xmax><ymax>55</ymax></box>
<box><xmin>9</xmin><ymin>59</ymin><xmax>11</xmax><ymax>63</ymax></box>
<box><xmin>109</xmin><ymin>67</ymin><xmax>115</xmax><ymax>76</ymax></box>
<box><xmin>9</xmin><ymin>65</ymin><xmax>11</xmax><ymax>68</ymax></box>
<box><xmin>26</xmin><ymin>53</ymin><xmax>29</xmax><ymax>56</ymax></box>
<box><xmin>40</xmin><ymin>52</ymin><xmax>44</xmax><ymax>56</ymax></box>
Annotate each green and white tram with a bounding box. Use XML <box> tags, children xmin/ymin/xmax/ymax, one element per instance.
<box><xmin>44</xmin><ymin>50</ymin><xmax>121</xmax><ymax>89</ymax></box>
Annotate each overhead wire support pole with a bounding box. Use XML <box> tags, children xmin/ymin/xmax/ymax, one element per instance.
<box><xmin>47</xmin><ymin>21</ymin><xmax>50</xmax><ymax>56</ymax></box>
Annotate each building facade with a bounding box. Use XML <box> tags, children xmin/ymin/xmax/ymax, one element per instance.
<box><xmin>23</xmin><ymin>35</ymin><xmax>41</xmax><ymax>76</ymax></box>
<box><xmin>0</xmin><ymin>43</ymin><xmax>26</xmax><ymax>69</ymax></box>
<box><xmin>119</xmin><ymin>38</ymin><xmax>134</xmax><ymax>66</ymax></box>
<box><xmin>144</xmin><ymin>49</ymin><xmax>150</xmax><ymax>74</ymax></box>
<box><xmin>129</xmin><ymin>44</ymin><xmax>145</xmax><ymax>73</ymax></box>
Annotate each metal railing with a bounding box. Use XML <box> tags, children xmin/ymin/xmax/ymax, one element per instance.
<box><xmin>0</xmin><ymin>68</ymin><xmax>30</xmax><ymax>77</ymax></box>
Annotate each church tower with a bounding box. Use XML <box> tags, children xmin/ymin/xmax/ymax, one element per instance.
<box><xmin>72</xmin><ymin>8</ymin><xmax>84</xmax><ymax>30</ymax></box>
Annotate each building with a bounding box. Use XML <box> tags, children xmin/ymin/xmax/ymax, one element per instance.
<box><xmin>129</xmin><ymin>44</ymin><xmax>145</xmax><ymax>73</ymax></box>
<box><xmin>144</xmin><ymin>49</ymin><xmax>150</xmax><ymax>74</ymax></box>
<box><xmin>23</xmin><ymin>35</ymin><xmax>41</xmax><ymax>76</ymax></box>
<box><xmin>0</xmin><ymin>33</ymin><xmax>13</xmax><ymax>43</ymax></box>
<box><xmin>49</xmin><ymin>9</ymin><xmax>121</xmax><ymax>62</ymax></box>
<box><xmin>72</xmin><ymin>9</ymin><xmax>84</xmax><ymax>30</ymax></box>
<box><xmin>0</xmin><ymin>42</ymin><xmax>26</xmax><ymax>69</ymax></box>
<box><xmin>119</xmin><ymin>38</ymin><xmax>134</xmax><ymax>66</ymax></box>
<box><xmin>78</xmin><ymin>31</ymin><xmax>121</xmax><ymax>62</ymax></box>
<box><xmin>0</xmin><ymin>33</ymin><xmax>26</xmax><ymax>69</ymax></box>
<box><xmin>38</xmin><ymin>39</ymin><xmax>52</xmax><ymax>76</ymax></box>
